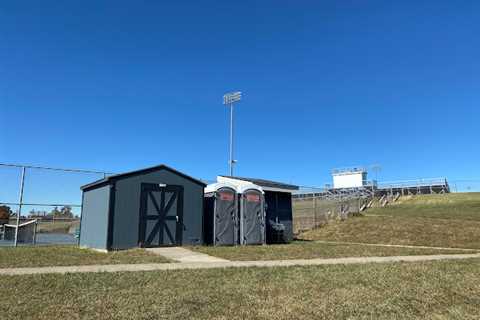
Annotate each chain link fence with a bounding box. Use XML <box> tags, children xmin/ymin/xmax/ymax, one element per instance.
<box><xmin>2</xmin><ymin>162</ymin><xmax>480</xmax><ymax>245</ymax></box>
<box><xmin>0</xmin><ymin>163</ymin><xmax>110</xmax><ymax>246</ymax></box>
<box><xmin>292</xmin><ymin>179</ymin><xmax>480</xmax><ymax>234</ymax></box>
<box><xmin>292</xmin><ymin>187</ymin><xmax>371</xmax><ymax>234</ymax></box>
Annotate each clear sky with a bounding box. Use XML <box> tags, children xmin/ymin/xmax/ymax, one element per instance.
<box><xmin>1</xmin><ymin>1</ymin><xmax>480</xmax><ymax>207</ymax></box>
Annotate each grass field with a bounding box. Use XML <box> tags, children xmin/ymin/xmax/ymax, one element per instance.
<box><xmin>192</xmin><ymin>241</ymin><xmax>475</xmax><ymax>261</ymax></box>
<box><xmin>0</xmin><ymin>192</ymin><xmax>479</xmax><ymax>319</ymax></box>
<box><xmin>1</xmin><ymin>259</ymin><xmax>479</xmax><ymax>319</ymax></box>
<box><xmin>0</xmin><ymin>246</ymin><xmax>170</xmax><ymax>268</ymax></box>
<box><xmin>299</xmin><ymin>193</ymin><xmax>480</xmax><ymax>249</ymax></box>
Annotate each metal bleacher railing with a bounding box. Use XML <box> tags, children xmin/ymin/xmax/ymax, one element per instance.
<box><xmin>377</xmin><ymin>178</ymin><xmax>449</xmax><ymax>190</ymax></box>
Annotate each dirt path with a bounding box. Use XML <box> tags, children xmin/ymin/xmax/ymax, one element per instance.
<box><xmin>1</xmin><ymin>253</ymin><xmax>479</xmax><ymax>276</ymax></box>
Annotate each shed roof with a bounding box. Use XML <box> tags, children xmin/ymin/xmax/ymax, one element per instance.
<box><xmin>81</xmin><ymin>164</ymin><xmax>207</xmax><ymax>191</ymax></box>
<box><xmin>218</xmin><ymin>175</ymin><xmax>299</xmax><ymax>192</ymax></box>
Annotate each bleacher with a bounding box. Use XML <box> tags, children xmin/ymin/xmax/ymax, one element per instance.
<box><xmin>375</xmin><ymin>178</ymin><xmax>450</xmax><ymax>196</ymax></box>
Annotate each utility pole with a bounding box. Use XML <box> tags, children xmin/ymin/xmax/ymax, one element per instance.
<box><xmin>14</xmin><ymin>166</ymin><xmax>26</xmax><ymax>247</ymax></box>
<box><xmin>223</xmin><ymin>92</ymin><xmax>242</xmax><ymax>176</ymax></box>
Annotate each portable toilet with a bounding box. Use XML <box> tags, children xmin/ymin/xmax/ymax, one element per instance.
<box><xmin>203</xmin><ymin>182</ymin><xmax>239</xmax><ymax>246</ymax></box>
<box><xmin>217</xmin><ymin>175</ymin><xmax>299</xmax><ymax>244</ymax></box>
<box><xmin>237</xmin><ymin>184</ymin><xmax>266</xmax><ymax>245</ymax></box>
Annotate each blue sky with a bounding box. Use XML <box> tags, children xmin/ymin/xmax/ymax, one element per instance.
<box><xmin>1</xmin><ymin>1</ymin><xmax>480</xmax><ymax>207</ymax></box>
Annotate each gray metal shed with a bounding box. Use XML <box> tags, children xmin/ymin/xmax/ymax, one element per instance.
<box><xmin>79</xmin><ymin>164</ymin><xmax>206</xmax><ymax>251</ymax></box>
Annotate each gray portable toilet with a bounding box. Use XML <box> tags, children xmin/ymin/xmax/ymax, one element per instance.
<box><xmin>238</xmin><ymin>184</ymin><xmax>266</xmax><ymax>245</ymax></box>
<box><xmin>203</xmin><ymin>182</ymin><xmax>239</xmax><ymax>246</ymax></box>
<box><xmin>217</xmin><ymin>175</ymin><xmax>298</xmax><ymax>243</ymax></box>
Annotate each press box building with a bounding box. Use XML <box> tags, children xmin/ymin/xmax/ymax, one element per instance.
<box><xmin>332</xmin><ymin>167</ymin><xmax>368</xmax><ymax>189</ymax></box>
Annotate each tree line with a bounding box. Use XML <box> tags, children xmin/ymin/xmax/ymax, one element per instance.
<box><xmin>0</xmin><ymin>205</ymin><xmax>78</xmax><ymax>221</ymax></box>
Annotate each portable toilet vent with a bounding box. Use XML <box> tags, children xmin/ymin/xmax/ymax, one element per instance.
<box><xmin>204</xmin><ymin>182</ymin><xmax>239</xmax><ymax>246</ymax></box>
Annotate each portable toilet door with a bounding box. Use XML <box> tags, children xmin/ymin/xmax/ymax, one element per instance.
<box><xmin>204</xmin><ymin>183</ymin><xmax>239</xmax><ymax>246</ymax></box>
<box><xmin>238</xmin><ymin>185</ymin><xmax>266</xmax><ymax>245</ymax></box>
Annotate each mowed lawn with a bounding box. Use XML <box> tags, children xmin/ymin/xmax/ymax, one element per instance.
<box><xmin>0</xmin><ymin>246</ymin><xmax>170</xmax><ymax>268</ymax></box>
<box><xmin>1</xmin><ymin>259</ymin><xmax>479</xmax><ymax>319</ymax></box>
<box><xmin>192</xmin><ymin>241</ymin><xmax>475</xmax><ymax>261</ymax></box>
<box><xmin>299</xmin><ymin>193</ymin><xmax>480</xmax><ymax>249</ymax></box>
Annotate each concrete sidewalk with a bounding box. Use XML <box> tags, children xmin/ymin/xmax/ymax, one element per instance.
<box><xmin>1</xmin><ymin>253</ymin><xmax>479</xmax><ymax>276</ymax></box>
<box><xmin>146</xmin><ymin>247</ymin><xmax>229</xmax><ymax>263</ymax></box>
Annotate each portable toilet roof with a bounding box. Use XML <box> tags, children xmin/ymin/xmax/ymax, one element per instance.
<box><xmin>217</xmin><ymin>176</ymin><xmax>298</xmax><ymax>193</ymax></box>
<box><xmin>204</xmin><ymin>182</ymin><xmax>239</xmax><ymax>194</ymax></box>
<box><xmin>216</xmin><ymin>176</ymin><xmax>264</xmax><ymax>194</ymax></box>
<box><xmin>237</xmin><ymin>183</ymin><xmax>264</xmax><ymax>194</ymax></box>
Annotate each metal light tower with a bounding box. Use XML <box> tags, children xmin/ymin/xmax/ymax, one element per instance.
<box><xmin>371</xmin><ymin>164</ymin><xmax>382</xmax><ymax>183</ymax></box>
<box><xmin>223</xmin><ymin>91</ymin><xmax>241</xmax><ymax>176</ymax></box>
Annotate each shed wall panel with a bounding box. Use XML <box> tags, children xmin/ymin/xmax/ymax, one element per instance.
<box><xmin>79</xmin><ymin>185</ymin><xmax>110</xmax><ymax>250</ymax></box>
<box><xmin>265</xmin><ymin>191</ymin><xmax>293</xmax><ymax>243</ymax></box>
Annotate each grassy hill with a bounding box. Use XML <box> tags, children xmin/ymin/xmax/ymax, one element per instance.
<box><xmin>368</xmin><ymin>192</ymin><xmax>480</xmax><ymax>220</ymax></box>
<box><xmin>299</xmin><ymin>192</ymin><xmax>480</xmax><ymax>249</ymax></box>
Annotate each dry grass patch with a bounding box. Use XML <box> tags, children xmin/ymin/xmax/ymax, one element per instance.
<box><xmin>367</xmin><ymin>193</ymin><xmax>480</xmax><ymax>221</ymax></box>
<box><xmin>299</xmin><ymin>215</ymin><xmax>480</xmax><ymax>249</ymax></box>
<box><xmin>191</xmin><ymin>241</ymin><xmax>475</xmax><ymax>261</ymax></box>
<box><xmin>0</xmin><ymin>246</ymin><xmax>170</xmax><ymax>268</ymax></box>
<box><xmin>298</xmin><ymin>193</ymin><xmax>480</xmax><ymax>249</ymax></box>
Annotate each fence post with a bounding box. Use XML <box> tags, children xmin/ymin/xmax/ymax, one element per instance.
<box><xmin>14</xmin><ymin>166</ymin><xmax>26</xmax><ymax>247</ymax></box>
<box><xmin>33</xmin><ymin>220</ymin><xmax>37</xmax><ymax>245</ymax></box>
<box><xmin>313</xmin><ymin>196</ymin><xmax>316</xmax><ymax>228</ymax></box>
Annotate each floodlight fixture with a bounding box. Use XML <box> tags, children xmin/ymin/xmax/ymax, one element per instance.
<box><xmin>223</xmin><ymin>91</ymin><xmax>242</xmax><ymax>105</ymax></box>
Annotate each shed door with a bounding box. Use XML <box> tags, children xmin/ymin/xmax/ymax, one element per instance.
<box><xmin>139</xmin><ymin>183</ymin><xmax>184</xmax><ymax>247</ymax></box>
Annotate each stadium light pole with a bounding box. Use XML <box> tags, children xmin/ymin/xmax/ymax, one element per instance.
<box><xmin>223</xmin><ymin>92</ymin><xmax>241</xmax><ymax>176</ymax></box>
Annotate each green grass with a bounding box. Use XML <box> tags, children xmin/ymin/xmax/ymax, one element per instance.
<box><xmin>191</xmin><ymin>241</ymin><xmax>476</xmax><ymax>261</ymax></box>
<box><xmin>0</xmin><ymin>192</ymin><xmax>478</xmax><ymax>319</ymax></box>
<box><xmin>1</xmin><ymin>259</ymin><xmax>479</xmax><ymax>319</ymax></box>
<box><xmin>299</xmin><ymin>193</ymin><xmax>480</xmax><ymax>249</ymax></box>
<box><xmin>0</xmin><ymin>246</ymin><xmax>170</xmax><ymax>268</ymax></box>
<box><xmin>300</xmin><ymin>215</ymin><xmax>480</xmax><ymax>249</ymax></box>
